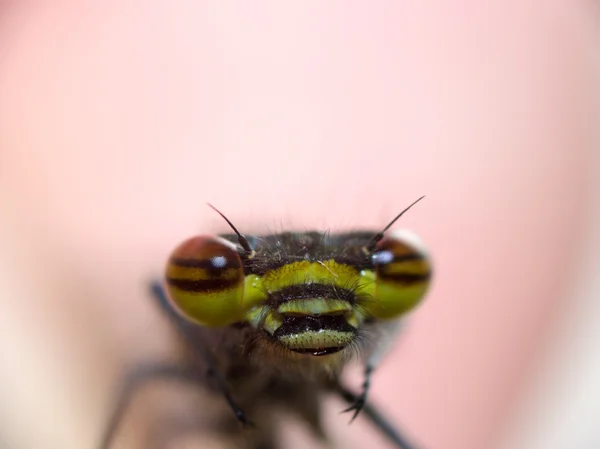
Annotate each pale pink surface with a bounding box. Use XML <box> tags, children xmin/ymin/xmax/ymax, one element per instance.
<box><xmin>0</xmin><ymin>2</ymin><xmax>595</xmax><ymax>449</ymax></box>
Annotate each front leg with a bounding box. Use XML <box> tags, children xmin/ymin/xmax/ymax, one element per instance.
<box><xmin>344</xmin><ymin>319</ymin><xmax>405</xmax><ymax>421</ymax></box>
<box><xmin>342</xmin><ymin>364</ymin><xmax>373</xmax><ymax>422</ymax></box>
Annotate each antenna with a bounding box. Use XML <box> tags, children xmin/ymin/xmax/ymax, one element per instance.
<box><xmin>365</xmin><ymin>196</ymin><xmax>426</xmax><ymax>252</ymax></box>
<box><xmin>207</xmin><ymin>203</ymin><xmax>253</xmax><ymax>254</ymax></box>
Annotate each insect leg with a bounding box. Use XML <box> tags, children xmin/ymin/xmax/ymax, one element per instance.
<box><xmin>149</xmin><ymin>281</ymin><xmax>253</xmax><ymax>426</ymax></box>
<box><xmin>342</xmin><ymin>364</ymin><xmax>373</xmax><ymax>421</ymax></box>
<box><xmin>336</xmin><ymin>383</ymin><xmax>419</xmax><ymax>449</ymax></box>
<box><xmin>343</xmin><ymin>320</ymin><xmax>405</xmax><ymax>421</ymax></box>
<box><xmin>98</xmin><ymin>361</ymin><xmax>202</xmax><ymax>449</ymax></box>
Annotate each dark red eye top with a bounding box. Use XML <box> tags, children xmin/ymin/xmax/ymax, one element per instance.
<box><xmin>169</xmin><ymin>236</ymin><xmax>242</xmax><ymax>275</ymax></box>
<box><xmin>372</xmin><ymin>236</ymin><xmax>431</xmax><ymax>285</ymax></box>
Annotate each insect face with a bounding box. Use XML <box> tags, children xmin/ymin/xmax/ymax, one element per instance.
<box><xmin>165</xmin><ymin>229</ymin><xmax>431</xmax><ymax>362</ymax></box>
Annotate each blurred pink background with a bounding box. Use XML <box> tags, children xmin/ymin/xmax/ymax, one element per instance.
<box><xmin>0</xmin><ymin>2</ymin><xmax>596</xmax><ymax>449</ymax></box>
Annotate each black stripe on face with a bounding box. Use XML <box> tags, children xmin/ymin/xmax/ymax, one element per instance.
<box><xmin>291</xmin><ymin>347</ymin><xmax>345</xmax><ymax>356</ymax></box>
<box><xmin>377</xmin><ymin>271</ymin><xmax>432</xmax><ymax>285</ymax></box>
<box><xmin>245</xmin><ymin>256</ymin><xmax>371</xmax><ymax>276</ymax></box>
<box><xmin>166</xmin><ymin>277</ymin><xmax>241</xmax><ymax>293</ymax></box>
<box><xmin>272</xmin><ymin>315</ymin><xmax>357</xmax><ymax>356</ymax></box>
<box><xmin>268</xmin><ymin>283</ymin><xmax>357</xmax><ymax>306</ymax></box>
<box><xmin>273</xmin><ymin>315</ymin><xmax>356</xmax><ymax>338</ymax></box>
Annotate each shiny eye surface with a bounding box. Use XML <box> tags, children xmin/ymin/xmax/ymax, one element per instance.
<box><xmin>165</xmin><ymin>236</ymin><xmax>246</xmax><ymax>326</ymax></box>
<box><xmin>368</xmin><ymin>230</ymin><xmax>432</xmax><ymax>320</ymax></box>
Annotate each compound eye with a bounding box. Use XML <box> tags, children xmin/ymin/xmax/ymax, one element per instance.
<box><xmin>368</xmin><ymin>230</ymin><xmax>432</xmax><ymax>319</ymax></box>
<box><xmin>165</xmin><ymin>236</ymin><xmax>246</xmax><ymax>326</ymax></box>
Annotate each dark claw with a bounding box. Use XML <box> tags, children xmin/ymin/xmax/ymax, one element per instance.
<box><xmin>342</xmin><ymin>393</ymin><xmax>366</xmax><ymax>423</ymax></box>
<box><xmin>342</xmin><ymin>364</ymin><xmax>372</xmax><ymax>423</ymax></box>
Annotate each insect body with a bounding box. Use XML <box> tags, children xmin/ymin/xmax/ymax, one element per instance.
<box><xmin>100</xmin><ymin>198</ymin><xmax>431</xmax><ymax>449</ymax></box>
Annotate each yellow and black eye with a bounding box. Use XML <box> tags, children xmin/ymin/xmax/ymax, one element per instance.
<box><xmin>366</xmin><ymin>230</ymin><xmax>432</xmax><ymax>320</ymax></box>
<box><xmin>165</xmin><ymin>236</ymin><xmax>247</xmax><ymax>326</ymax></box>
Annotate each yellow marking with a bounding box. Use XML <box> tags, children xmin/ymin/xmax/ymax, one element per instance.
<box><xmin>263</xmin><ymin>311</ymin><xmax>284</xmax><ymax>334</ymax></box>
<box><xmin>347</xmin><ymin>312</ymin><xmax>360</xmax><ymax>329</ymax></box>
<box><xmin>279</xmin><ymin>330</ymin><xmax>355</xmax><ymax>349</ymax></box>
<box><xmin>260</xmin><ymin>260</ymin><xmax>366</xmax><ymax>292</ymax></box>
<box><xmin>245</xmin><ymin>307</ymin><xmax>284</xmax><ymax>334</ymax></box>
<box><xmin>317</xmin><ymin>260</ymin><xmax>338</xmax><ymax>278</ymax></box>
<box><xmin>241</xmin><ymin>274</ymin><xmax>268</xmax><ymax>307</ymax></box>
<box><xmin>244</xmin><ymin>305</ymin><xmax>267</xmax><ymax>328</ymax></box>
<box><xmin>278</xmin><ymin>299</ymin><xmax>352</xmax><ymax>315</ymax></box>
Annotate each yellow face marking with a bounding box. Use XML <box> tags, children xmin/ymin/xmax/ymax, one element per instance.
<box><xmin>242</xmin><ymin>274</ymin><xmax>268</xmax><ymax>308</ymax></box>
<box><xmin>277</xmin><ymin>299</ymin><xmax>352</xmax><ymax>316</ymax></box>
<box><xmin>260</xmin><ymin>260</ymin><xmax>366</xmax><ymax>293</ymax></box>
<box><xmin>244</xmin><ymin>305</ymin><xmax>267</xmax><ymax>328</ymax></box>
<box><xmin>263</xmin><ymin>310</ymin><xmax>284</xmax><ymax>334</ymax></box>
<box><xmin>346</xmin><ymin>312</ymin><xmax>360</xmax><ymax>329</ymax></box>
<box><xmin>278</xmin><ymin>330</ymin><xmax>356</xmax><ymax>350</ymax></box>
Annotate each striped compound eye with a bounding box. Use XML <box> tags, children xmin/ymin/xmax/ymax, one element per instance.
<box><xmin>367</xmin><ymin>230</ymin><xmax>432</xmax><ymax>320</ymax></box>
<box><xmin>165</xmin><ymin>236</ymin><xmax>246</xmax><ymax>326</ymax></box>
